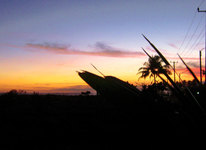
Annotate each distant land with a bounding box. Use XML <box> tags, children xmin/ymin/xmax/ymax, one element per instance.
<box><xmin>0</xmin><ymin>91</ymin><xmax>97</xmax><ymax>96</ymax></box>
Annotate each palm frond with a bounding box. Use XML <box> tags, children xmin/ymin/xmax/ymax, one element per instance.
<box><xmin>142</xmin><ymin>34</ymin><xmax>170</xmax><ymax>66</ymax></box>
<box><xmin>178</xmin><ymin>53</ymin><xmax>200</xmax><ymax>85</ymax></box>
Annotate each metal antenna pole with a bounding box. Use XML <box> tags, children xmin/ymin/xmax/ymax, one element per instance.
<box><xmin>198</xmin><ymin>7</ymin><xmax>206</xmax><ymax>85</ymax></box>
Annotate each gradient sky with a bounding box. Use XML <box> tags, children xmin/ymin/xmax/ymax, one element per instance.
<box><xmin>0</xmin><ymin>0</ymin><xmax>206</xmax><ymax>94</ymax></box>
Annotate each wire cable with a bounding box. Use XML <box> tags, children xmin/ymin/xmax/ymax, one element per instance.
<box><xmin>184</xmin><ymin>25</ymin><xmax>205</xmax><ymax>57</ymax></box>
<box><xmin>185</xmin><ymin>32</ymin><xmax>204</xmax><ymax>57</ymax></box>
<box><xmin>178</xmin><ymin>0</ymin><xmax>205</xmax><ymax>55</ymax></box>
<box><xmin>180</xmin><ymin>14</ymin><xmax>204</xmax><ymax>56</ymax></box>
<box><xmin>178</xmin><ymin>12</ymin><xmax>197</xmax><ymax>54</ymax></box>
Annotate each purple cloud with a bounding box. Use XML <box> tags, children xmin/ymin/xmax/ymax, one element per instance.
<box><xmin>25</xmin><ymin>42</ymin><xmax>144</xmax><ymax>58</ymax></box>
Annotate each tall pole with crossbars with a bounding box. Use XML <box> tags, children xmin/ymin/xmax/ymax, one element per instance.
<box><xmin>198</xmin><ymin>7</ymin><xmax>206</xmax><ymax>85</ymax></box>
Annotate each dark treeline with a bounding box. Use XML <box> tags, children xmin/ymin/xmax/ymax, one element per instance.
<box><xmin>0</xmin><ymin>85</ymin><xmax>206</xmax><ymax>149</ymax></box>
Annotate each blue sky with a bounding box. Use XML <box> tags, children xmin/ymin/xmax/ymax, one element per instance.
<box><xmin>0</xmin><ymin>0</ymin><xmax>202</xmax><ymax>50</ymax></box>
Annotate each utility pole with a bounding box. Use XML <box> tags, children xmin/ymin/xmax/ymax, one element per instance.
<box><xmin>198</xmin><ymin>7</ymin><xmax>206</xmax><ymax>85</ymax></box>
<box><xmin>170</xmin><ymin>61</ymin><xmax>178</xmax><ymax>83</ymax></box>
<box><xmin>200</xmin><ymin>49</ymin><xmax>204</xmax><ymax>84</ymax></box>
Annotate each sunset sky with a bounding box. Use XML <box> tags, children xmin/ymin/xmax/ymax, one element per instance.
<box><xmin>0</xmin><ymin>0</ymin><xmax>206</xmax><ymax>94</ymax></box>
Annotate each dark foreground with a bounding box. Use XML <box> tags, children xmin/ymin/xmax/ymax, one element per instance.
<box><xmin>0</xmin><ymin>94</ymin><xmax>205</xmax><ymax>149</ymax></box>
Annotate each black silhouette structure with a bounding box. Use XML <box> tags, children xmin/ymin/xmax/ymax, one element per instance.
<box><xmin>77</xmin><ymin>70</ymin><xmax>140</xmax><ymax>98</ymax></box>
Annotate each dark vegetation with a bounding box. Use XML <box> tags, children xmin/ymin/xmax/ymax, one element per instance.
<box><xmin>0</xmin><ymin>85</ymin><xmax>206</xmax><ymax>149</ymax></box>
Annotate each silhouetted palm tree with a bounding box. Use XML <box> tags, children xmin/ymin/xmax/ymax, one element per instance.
<box><xmin>138</xmin><ymin>55</ymin><xmax>171</xmax><ymax>83</ymax></box>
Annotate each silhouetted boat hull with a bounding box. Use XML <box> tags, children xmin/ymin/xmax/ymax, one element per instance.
<box><xmin>78</xmin><ymin>71</ymin><xmax>140</xmax><ymax>98</ymax></box>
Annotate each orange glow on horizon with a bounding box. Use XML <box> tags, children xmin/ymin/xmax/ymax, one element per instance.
<box><xmin>0</xmin><ymin>52</ymin><xmax>204</xmax><ymax>94</ymax></box>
